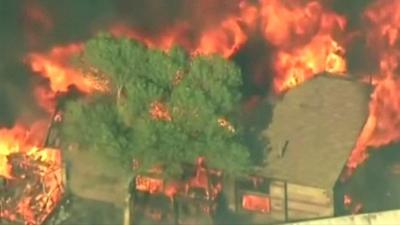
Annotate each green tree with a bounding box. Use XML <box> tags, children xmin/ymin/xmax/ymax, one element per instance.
<box><xmin>62</xmin><ymin>34</ymin><xmax>250</xmax><ymax>176</ymax></box>
<box><xmin>62</xmin><ymin>95</ymin><xmax>134</xmax><ymax>166</ymax></box>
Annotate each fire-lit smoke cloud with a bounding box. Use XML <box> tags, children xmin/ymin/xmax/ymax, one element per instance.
<box><xmin>114</xmin><ymin>0</ymin><xmax>244</xmax><ymax>33</ymax></box>
<box><xmin>109</xmin><ymin>0</ymin><xmax>348</xmax><ymax>94</ymax></box>
<box><xmin>4</xmin><ymin>0</ymin><xmax>400</xmax><ymax>199</ymax></box>
<box><xmin>347</xmin><ymin>0</ymin><xmax>400</xmax><ymax>170</ymax></box>
<box><xmin>25</xmin><ymin>42</ymin><xmax>111</xmax><ymax>115</ymax></box>
<box><xmin>19</xmin><ymin>0</ymin><xmax>351</xmax><ymax>97</ymax></box>
<box><xmin>23</xmin><ymin>0</ymin><xmax>53</xmax><ymax>49</ymax></box>
<box><xmin>6</xmin><ymin>1</ymin><xmax>400</xmax><ymax>222</ymax></box>
<box><xmin>109</xmin><ymin>0</ymin><xmax>258</xmax><ymax>58</ymax></box>
<box><xmin>18</xmin><ymin>0</ymin><xmax>392</xmax><ymax>167</ymax></box>
<box><xmin>26</xmin><ymin>44</ymin><xmax>84</xmax><ymax>93</ymax></box>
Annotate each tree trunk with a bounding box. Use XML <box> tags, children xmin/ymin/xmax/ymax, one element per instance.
<box><xmin>117</xmin><ymin>86</ymin><xmax>123</xmax><ymax>105</ymax></box>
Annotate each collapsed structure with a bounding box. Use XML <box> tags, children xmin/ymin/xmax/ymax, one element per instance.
<box><xmin>0</xmin><ymin>112</ymin><xmax>66</xmax><ymax>225</ymax></box>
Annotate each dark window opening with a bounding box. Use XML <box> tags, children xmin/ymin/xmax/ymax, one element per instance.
<box><xmin>236</xmin><ymin>176</ymin><xmax>270</xmax><ymax>193</ymax></box>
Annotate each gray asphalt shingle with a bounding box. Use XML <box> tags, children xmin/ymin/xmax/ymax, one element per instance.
<box><xmin>261</xmin><ymin>75</ymin><xmax>371</xmax><ymax>189</ymax></box>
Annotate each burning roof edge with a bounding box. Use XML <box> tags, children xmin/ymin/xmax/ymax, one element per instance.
<box><xmin>260</xmin><ymin>74</ymin><xmax>371</xmax><ymax>189</ymax></box>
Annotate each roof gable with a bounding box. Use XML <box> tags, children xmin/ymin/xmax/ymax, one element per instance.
<box><xmin>262</xmin><ymin>75</ymin><xmax>371</xmax><ymax>188</ymax></box>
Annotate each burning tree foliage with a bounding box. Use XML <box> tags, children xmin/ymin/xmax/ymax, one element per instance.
<box><xmin>61</xmin><ymin>34</ymin><xmax>250</xmax><ymax>177</ymax></box>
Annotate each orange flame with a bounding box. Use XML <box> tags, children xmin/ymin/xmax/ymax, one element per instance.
<box><xmin>0</xmin><ymin>121</ymin><xmax>64</xmax><ymax>225</ymax></box>
<box><xmin>26</xmin><ymin>43</ymin><xmax>108</xmax><ymax>95</ymax></box>
<box><xmin>20</xmin><ymin>0</ymin><xmax>400</xmax><ymax>214</ymax></box>
<box><xmin>194</xmin><ymin>14</ymin><xmax>249</xmax><ymax>58</ymax></box>
<box><xmin>260</xmin><ymin>0</ymin><xmax>347</xmax><ymax>93</ymax></box>
<box><xmin>273</xmin><ymin>35</ymin><xmax>347</xmax><ymax>92</ymax></box>
<box><xmin>110</xmin><ymin>2</ymin><xmax>257</xmax><ymax>59</ymax></box>
<box><xmin>192</xmin><ymin>1</ymin><xmax>258</xmax><ymax>58</ymax></box>
<box><xmin>34</xmin><ymin>85</ymin><xmax>58</xmax><ymax>114</ymax></box>
<box><xmin>0</xmin><ymin>122</ymin><xmax>48</xmax><ymax>178</ymax></box>
<box><xmin>109</xmin><ymin>23</ymin><xmax>189</xmax><ymax>52</ymax></box>
<box><xmin>347</xmin><ymin>0</ymin><xmax>400</xmax><ymax>170</ymax></box>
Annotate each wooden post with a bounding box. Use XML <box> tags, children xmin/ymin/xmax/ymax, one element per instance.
<box><xmin>43</xmin><ymin>92</ymin><xmax>63</xmax><ymax>148</ymax></box>
<box><xmin>234</xmin><ymin>177</ymin><xmax>239</xmax><ymax>212</ymax></box>
<box><xmin>284</xmin><ymin>181</ymin><xmax>289</xmax><ymax>222</ymax></box>
<box><xmin>123</xmin><ymin>194</ymin><xmax>132</xmax><ymax>225</ymax></box>
<box><xmin>124</xmin><ymin>178</ymin><xmax>134</xmax><ymax>225</ymax></box>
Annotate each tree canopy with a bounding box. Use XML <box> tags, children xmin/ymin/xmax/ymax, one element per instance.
<box><xmin>62</xmin><ymin>33</ymin><xmax>250</xmax><ymax>177</ymax></box>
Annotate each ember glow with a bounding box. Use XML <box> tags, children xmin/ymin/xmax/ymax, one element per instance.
<box><xmin>150</xmin><ymin>101</ymin><xmax>172</xmax><ymax>122</ymax></box>
<box><xmin>0</xmin><ymin>122</ymin><xmax>64</xmax><ymax>225</ymax></box>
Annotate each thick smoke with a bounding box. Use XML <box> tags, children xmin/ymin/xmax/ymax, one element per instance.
<box><xmin>113</xmin><ymin>0</ymin><xmax>243</xmax><ymax>33</ymax></box>
<box><xmin>0</xmin><ymin>1</ymin><xmax>39</xmax><ymax>126</ymax></box>
<box><xmin>0</xmin><ymin>0</ymin><xmax>379</xmax><ymax>125</ymax></box>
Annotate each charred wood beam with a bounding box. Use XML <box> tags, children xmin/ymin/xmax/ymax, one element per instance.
<box><xmin>42</xmin><ymin>103</ymin><xmax>62</xmax><ymax>148</ymax></box>
<box><xmin>1</xmin><ymin>152</ymin><xmax>65</xmax><ymax>225</ymax></box>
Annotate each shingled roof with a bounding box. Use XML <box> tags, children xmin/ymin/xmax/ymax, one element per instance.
<box><xmin>261</xmin><ymin>75</ymin><xmax>371</xmax><ymax>189</ymax></box>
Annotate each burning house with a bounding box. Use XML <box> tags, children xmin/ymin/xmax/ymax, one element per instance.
<box><xmin>4</xmin><ymin>0</ymin><xmax>400</xmax><ymax>224</ymax></box>
<box><xmin>229</xmin><ymin>75</ymin><xmax>371</xmax><ymax>224</ymax></box>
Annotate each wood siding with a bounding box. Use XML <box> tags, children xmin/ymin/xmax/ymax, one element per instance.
<box><xmin>286</xmin><ymin>183</ymin><xmax>333</xmax><ymax>220</ymax></box>
<box><xmin>270</xmin><ymin>180</ymin><xmax>286</xmax><ymax>221</ymax></box>
<box><xmin>269</xmin><ymin>181</ymin><xmax>334</xmax><ymax>222</ymax></box>
<box><xmin>226</xmin><ymin>178</ymin><xmax>335</xmax><ymax>224</ymax></box>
